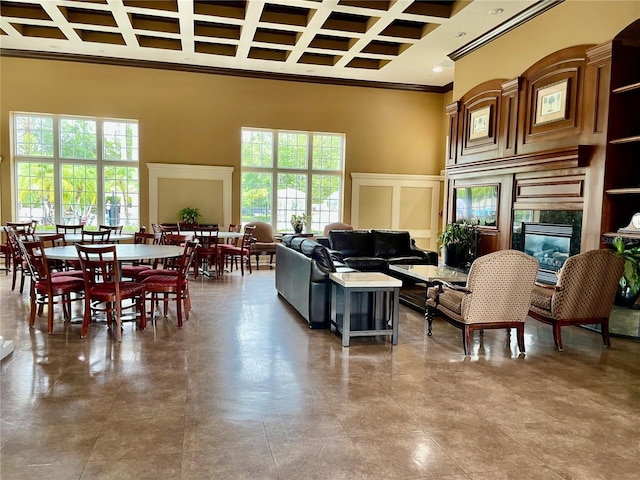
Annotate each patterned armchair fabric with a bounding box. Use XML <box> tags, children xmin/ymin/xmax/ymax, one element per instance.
<box><xmin>426</xmin><ymin>249</ymin><xmax>539</xmax><ymax>355</ymax></box>
<box><xmin>528</xmin><ymin>249</ymin><xmax>624</xmax><ymax>351</ymax></box>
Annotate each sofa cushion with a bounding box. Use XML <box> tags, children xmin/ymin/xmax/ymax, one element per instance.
<box><xmin>388</xmin><ymin>256</ymin><xmax>434</xmax><ymax>266</ymax></box>
<box><xmin>300</xmin><ymin>239</ymin><xmax>336</xmax><ymax>273</ymax></box>
<box><xmin>329</xmin><ymin>230</ymin><xmax>374</xmax><ymax>257</ymax></box>
<box><xmin>372</xmin><ymin>230</ymin><xmax>413</xmax><ymax>258</ymax></box>
<box><xmin>344</xmin><ymin>257</ymin><xmax>388</xmax><ymax>272</ymax></box>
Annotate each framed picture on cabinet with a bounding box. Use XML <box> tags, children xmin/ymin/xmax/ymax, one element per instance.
<box><xmin>468</xmin><ymin>106</ymin><xmax>491</xmax><ymax>140</ymax></box>
<box><xmin>535</xmin><ymin>79</ymin><xmax>568</xmax><ymax>125</ymax></box>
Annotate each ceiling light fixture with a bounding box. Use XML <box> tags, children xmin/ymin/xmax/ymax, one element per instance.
<box><xmin>432</xmin><ymin>66</ymin><xmax>443</xmax><ymax>73</ymax></box>
<box><xmin>453</xmin><ymin>32</ymin><xmax>466</xmax><ymax>37</ymax></box>
<box><xmin>489</xmin><ymin>8</ymin><xmax>504</xmax><ymax>15</ymax></box>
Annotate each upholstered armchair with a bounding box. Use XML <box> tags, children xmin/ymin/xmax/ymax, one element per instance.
<box><xmin>245</xmin><ymin>221</ymin><xmax>279</xmax><ymax>269</ymax></box>
<box><xmin>426</xmin><ymin>250</ymin><xmax>539</xmax><ymax>355</ymax></box>
<box><xmin>528</xmin><ymin>249</ymin><xmax>624</xmax><ymax>351</ymax></box>
<box><xmin>322</xmin><ymin>222</ymin><xmax>353</xmax><ymax>236</ymax></box>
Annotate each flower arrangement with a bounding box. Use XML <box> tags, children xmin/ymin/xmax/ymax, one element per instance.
<box><xmin>290</xmin><ymin>213</ymin><xmax>309</xmax><ymax>232</ymax></box>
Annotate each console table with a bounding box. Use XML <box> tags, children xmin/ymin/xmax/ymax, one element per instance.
<box><xmin>329</xmin><ymin>272</ymin><xmax>402</xmax><ymax>347</ymax></box>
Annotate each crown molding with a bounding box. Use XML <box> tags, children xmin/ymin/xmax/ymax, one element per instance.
<box><xmin>0</xmin><ymin>49</ymin><xmax>453</xmax><ymax>94</ymax></box>
<box><xmin>448</xmin><ymin>0</ymin><xmax>565</xmax><ymax>61</ymax></box>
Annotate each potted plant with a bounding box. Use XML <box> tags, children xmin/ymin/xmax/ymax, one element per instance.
<box><xmin>290</xmin><ymin>214</ymin><xmax>309</xmax><ymax>234</ymax></box>
<box><xmin>436</xmin><ymin>220</ymin><xmax>477</xmax><ymax>269</ymax></box>
<box><xmin>179</xmin><ymin>206</ymin><xmax>201</xmax><ymax>226</ymax></box>
<box><xmin>611</xmin><ymin>236</ymin><xmax>640</xmax><ymax>307</ymax></box>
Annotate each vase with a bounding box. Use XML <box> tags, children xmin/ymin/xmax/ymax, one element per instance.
<box><xmin>294</xmin><ymin>226</ymin><xmax>303</xmax><ymax>234</ymax></box>
<box><xmin>614</xmin><ymin>284</ymin><xmax>640</xmax><ymax>307</ymax></box>
<box><xmin>444</xmin><ymin>244</ymin><xmax>468</xmax><ymax>269</ymax></box>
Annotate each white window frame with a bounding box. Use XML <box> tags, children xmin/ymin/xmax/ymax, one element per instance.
<box><xmin>11</xmin><ymin>112</ymin><xmax>140</xmax><ymax>230</ymax></box>
<box><xmin>241</xmin><ymin>127</ymin><xmax>345</xmax><ymax>233</ymax></box>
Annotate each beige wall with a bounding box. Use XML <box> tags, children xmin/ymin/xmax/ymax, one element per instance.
<box><xmin>453</xmin><ymin>0</ymin><xmax>640</xmax><ymax>99</ymax></box>
<box><xmin>0</xmin><ymin>57</ymin><xmax>446</xmax><ymax>228</ymax></box>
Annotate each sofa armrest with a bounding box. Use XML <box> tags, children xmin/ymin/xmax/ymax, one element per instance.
<box><xmin>316</xmin><ymin>236</ymin><xmax>330</xmax><ymax>248</ymax></box>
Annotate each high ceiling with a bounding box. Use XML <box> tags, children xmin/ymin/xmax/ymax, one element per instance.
<box><xmin>0</xmin><ymin>0</ymin><xmax>555</xmax><ymax>90</ymax></box>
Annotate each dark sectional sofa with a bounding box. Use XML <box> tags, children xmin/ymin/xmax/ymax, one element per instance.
<box><xmin>275</xmin><ymin>230</ymin><xmax>438</xmax><ymax>328</ymax></box>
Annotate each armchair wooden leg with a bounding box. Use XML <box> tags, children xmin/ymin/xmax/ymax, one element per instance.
<box><xmin>516</xmin><ymin>324</ymin><xmax>525</xmax><ymax>353</ymax></box>
<box><xmin>601</xmin><ymin>318</ymin><xmax>612</xmax><ymax>348</ymax></box>
<box><xmin>425</xmin><ymin>306</ymin><xmax>434</xmax><ymax>336</ymax></box>
<box><xmin>462</xmin><ymin>325</ymin><xmax>471</xmax><ymax>356</ymax></box>
<box><xmin>553</xmin><ymin>322</ymin><xmax>564</xmax><ymax>351</ymax></box>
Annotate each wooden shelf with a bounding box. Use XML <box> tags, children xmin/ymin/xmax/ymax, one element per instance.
<box><xmin>606</xmin><ymin>187</ymin><xmax>640</xmax><ymax>195</ymax></box>
<box><xmin>610</xmin><ymin>135</ymin><xmax>640</xmax><ymax>145</ymax></box>
<box><xmin>612</xmin><ymin>82</ymin><xmax>640</xmax><ymax>94</ymax></box>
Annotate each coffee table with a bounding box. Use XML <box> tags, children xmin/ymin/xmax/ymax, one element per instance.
<box><xmin>389</xmin><ymin>264</ymin><xmax>468</xmax><ymax>335</ymax></box>
<box><xmin>329</xmin><ymin>271</ymin><xmax>402</xmax><ymax>347</ymax></box>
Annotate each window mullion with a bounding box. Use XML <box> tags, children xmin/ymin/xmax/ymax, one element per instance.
<box><xmin>53</xmin><ymin>115</ymin><xmax>62</xmax><ymax>226</ymax></box>
<box><xmin>306</xmin><ymin>132</ymin><xmax>312</xmax><ymax>219</ymax></box>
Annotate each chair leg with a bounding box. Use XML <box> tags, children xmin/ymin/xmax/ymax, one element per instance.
<box><xmin>247</xmin><ymin>254</ymin><xmax>252</xmax><ymax>274</ymax></box>
<box><xmin>47</xmin><ymin>295</ymin><xmax>55</xmax><ymax>335</ymax></box>
<box><xmin>601</xmin><ymin>318</ymin><xmax>612</xmax><ymax>348</ymax></box>
<box><xmin>462</xmin><ymin>325</ymin><xmax>471</xmax><ymax>356</ymax></box>
<box><xmin>553</xmin><ymin>322</ymin><xmax>564</xmax><ymax>351</ymax></box>
<box><xmin>81</xmin><ymin>297</ymin><xmax>91</xmax><ymax>338</ymax></box>
<box><xmin>29</xmin><ymin>288</ymin><xmax>37</xmax><ymax>328</ymax></box>
<box><xmin>255</xmin><ymin>254</ymin><xmax>259</xmax><ymax>270</ymax></box>
<box><xmin>138</xmin><ymin>295</ymin><xmax>146</xmax><ymax>331</ymax></box>
<box><xmin>176</xmin><ymin>293</ymin><xmax>183</xmax><ymax>328</ymax></box>
<box><xmin>516</xmin><ymin>324</ymin><xmax>525</xmax><ymax>353</ymax></box>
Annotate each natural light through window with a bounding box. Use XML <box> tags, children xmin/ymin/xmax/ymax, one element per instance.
<box><xmin>12</xmin><ymin>113</ymin><xmax>140</xmax><ymax>230</ymax></box>
<box><xmin>241</xmin><ymin>128</ymin><xmax>344</xmax><ymax>233</ymax></box>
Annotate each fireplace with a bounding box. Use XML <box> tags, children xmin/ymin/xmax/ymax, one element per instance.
<box><xmin>522</xmin><ymin>223</ymin><xmax>572</xmax><ymax>284</ymax></box>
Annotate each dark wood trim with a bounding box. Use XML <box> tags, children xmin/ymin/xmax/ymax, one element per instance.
<box><xmin>0</xmin><ymin>48</ymin><xmax>453</xmax><ymax>93</ymax></box>
<box><xmin>448</xmin><ymin>0</ymin><xmax>565</xmax><ymax>61</ymax></box>
<box><xmin>445</xmin><ymin>145</ymin><xmax>590</xmax><ymax>178</ymax></box>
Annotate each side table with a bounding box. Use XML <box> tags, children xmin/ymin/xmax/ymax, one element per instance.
<box><xmin>329</xmin><ymin>271</ymin><xmax>402</xmax><ymax>347</ymax></box>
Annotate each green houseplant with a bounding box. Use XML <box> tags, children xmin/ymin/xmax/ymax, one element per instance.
<box><xmin>436</xmin><ymin>221</ymin><xmax>477</xmax><ymax>269</ymax></box>
<box><xmin>179</xmin><ymin>206</ymin><xmax>201</xmax><ymax>225</ymax></box>
<box><xmin>612</xmin><ymin>236</ymin><xmax>640</xmax><ymax>306</ymax></box>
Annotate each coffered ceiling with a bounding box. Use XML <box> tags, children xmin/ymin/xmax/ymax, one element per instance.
<box><xmin>0</xmin><ymin>0</ymin><xmax>559</xmax><ymax>91</ymax></box>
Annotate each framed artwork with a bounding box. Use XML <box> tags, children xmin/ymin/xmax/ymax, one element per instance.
<box><xmin>535</xmin><ymin>79</ymin><xmax>568</xmax><ymax>125</ymax></box>
<box><xmin>469</xmin><ymin>106</ymin><xmax>490</xmax><ymax>140</ymax></box>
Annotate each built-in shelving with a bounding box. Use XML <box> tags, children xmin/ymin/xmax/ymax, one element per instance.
<box><xmin>610</xmin><ymin>135</ymin><xmax>640</xmax><ymax>144</ymax></box>
<box><xmin>606</xmin><ymin>187</ymin><xmax>640</xmax><ymax>195</ymax></box>
<box><xmin>612</xmin><ymin>82</ymin><xmax>640</xmax><ymax>94</ymax></box>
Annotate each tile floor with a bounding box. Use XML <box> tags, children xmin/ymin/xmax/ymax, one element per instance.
<box><xmin>1</xmin><ymin>267</ymin><xmax>639</xmax><ymax>479</ymax></box>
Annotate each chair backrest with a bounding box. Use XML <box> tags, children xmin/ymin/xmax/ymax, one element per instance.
<box><xmin>99</xmin><ymin>224</ymin><xmax>124</xmax><ymax>234</ymax></box>
<box><xmin>134</xmin><ymin>231</ymin><xmax>161</xmax><ymax>245</ymax></box>
<box><xmin>323</xmin><ymin>222</ymin><xmax>353</xmax><ymax>236</ymax></box>
<box><xmin>5</xmin><ymin>226</ymin><xmax>35</xmax><ymax>261</ymax></box>
<box><xmin>177</xmin><ymin>240</ymin><xmax>199</xmax><ymax>281</ymax></box>
<box><xmin>553</xmin><ymin>249</ymin><xmax>624</xmax><ymax>319</ymax></box>
<box><xmin>244</xmin><ymin>221</ymin><xmax>273</xmax><ymax>242</ymax></box>
<box><xmin>81</xmin><ymin>229</ymin><xmax>112</xmax><ymax>244</ymax></box>
<box><xmin>19</xmin><ymin>240</ymin><xmax>50</xmax><ymax>283</ymax></box>
<box><xmin>75</xmin><ymin>244</ymin><xmax>121</xmax><ymax>287</ymax></box>
<box><xmin>163</xmin><ymin>233</ymin><xmax>189</xmax><ymax>246</ymax></box>
<box><xmin>56</xmin><ymin>224</ymin><xmax>84</xmax><ymax>234</ymax></box>
<box><xmin>194</xmin><ymin>226</ymin><xmax>219</xmax><ymax>249</ymax></box>
<box><xmin>38</xmin><ymin>233</ymin><xmax>67</xmax><ymax>248</ymax></box>
<box><xmin>227</xmin><ymin>224</ymin><xmax>241</xmax><ymax>245</ymax></box>
<box><xmin>463</xmin><ymin>250</ymin><xmax>539</xmax><ymax>324</ymax></box>
<box><xmin>241</xmin><ymin>225</ymin><xmax>257</xmax><ymax>249</ymax></box>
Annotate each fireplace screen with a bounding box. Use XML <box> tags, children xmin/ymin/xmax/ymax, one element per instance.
<box><xmin>522</xmin><ymin>223</ymin><xmax>573</xmax><ymax>283</ymax></box>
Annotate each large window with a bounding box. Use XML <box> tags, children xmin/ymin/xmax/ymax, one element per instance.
<box><xmin>13</xmin><ymin>113</ymin><xmax>140</xmax><ymax>230</ymax></box>
<box><xmin>241</xmin><ymin>128</ymin><xmax>344</xmax><ymax>233</ymax></box>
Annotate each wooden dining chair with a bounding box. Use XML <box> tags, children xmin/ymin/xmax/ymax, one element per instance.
<box><xmin>5</xmin><ymin>226</ymin><xmax>35</xmax><ymax>293</ymax></box>
<box><xmin>56</xmin><ymin>224</ymin><xmax>84</xmax><ymax>234</ymax></box>
<box><xmin>193</xmin><ymin>226</ymin><xmax>220</xmax><ymax>278</ymax></box>
<box><xmin>137</xmin><ymin>233</ymin><xmax>191</xmax><ymax>280</ymax></box>
<box><xmin>75</xmin><ymin>243</ymin><xmax>147</xmax><ymax>340</ymax></box>
<box><xmin>99</xmin><ymin>224</ymin><xmax>124</xmax><ymax>234</ymax></box>
<box><xmin>221</xmin><ymin>225</ymin><xmax>255</xmax><ymax>276</ymax></box>
<box><xmin>141</xmin><ymin>240</ymin><xmax>198</xmax><ymax>328</ymax></box>
<box><xmin>121</xmin><ymin>231</ymin><xmax>162</xmax><ymax>282</ymax></box>
<box><xmin>20</xmin><ymin>240</ymin><xmax>85</xmax><ymax>335</ymax></box>
<box><xmin>81</xmin><ymin>229</ymin><xmax>112</xmax><ymax>244</ymax></box>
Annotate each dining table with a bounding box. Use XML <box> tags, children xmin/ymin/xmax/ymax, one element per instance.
<box><xmin>44</xmin><ymin>243</ymin><xmax>183</xmax><ymax>264</ymax></box>
<box><xmin>37</xmin><ymin>233</ymin><xmax>134</xmax><ymax>243</ymax></box>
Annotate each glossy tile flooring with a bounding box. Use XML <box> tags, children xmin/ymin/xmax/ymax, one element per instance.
<box><xmin>1</xmin><ymin>268</ymin><xmax>639</xmax><ymax>480</ymax></box>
